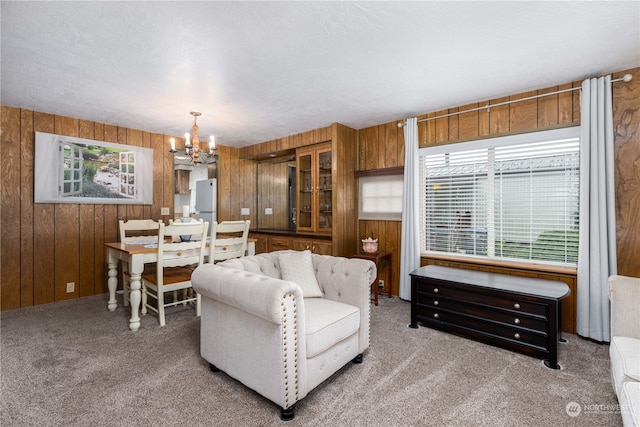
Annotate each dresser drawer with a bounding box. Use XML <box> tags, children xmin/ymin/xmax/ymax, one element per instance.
<box><xmin>417</xmin><ymin>307</ymin><xmax>549</xmax><ymax>350</ymax></box>
<box><xmin>416</xmin><ymin>294</ymin><xmax>548</xmax><ymax>333</ymax></box>
<box><xmin>416</xmin><ymin>281</ymin><xmax>548</xmax><ymax>318</ymax></box>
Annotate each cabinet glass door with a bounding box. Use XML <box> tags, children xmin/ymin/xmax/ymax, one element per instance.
<box><xmin>297</xmin><ymin>152</ymin><xmax>313</xmax><ymax>230</ymax></box>
<box><xmin>317</xmin><ymin>148</ymin><xmax>332</xmax><ymax>232</ymax></box>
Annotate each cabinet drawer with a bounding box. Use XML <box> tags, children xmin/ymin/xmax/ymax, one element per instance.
<box><xmin>269</xmin><ymin>237</ymin><xmax>291</xmax><ymax>251</ymax></box>
<box><xmin>416</xmin><ymin>281</ymin><xmax>548</xmax><ymax>317</ymax></box>
<box><xmin>292</xmin><ymin>239</ymin><xmax>313</xmax><ymax>251</ymax></box>
<box><xmin>292</xmin><ymin>238</ymin><xmax>332</xmax><ymax>255</ymax></box>
<box><xmin>416</xmin><ymin>294</ymin><xmax>548</xmax><ymax>333</ymax></box>
<box><xmin>417</xmin><ymin>307</ymin><xmax>549</xmax><ymax>350</ymax></box>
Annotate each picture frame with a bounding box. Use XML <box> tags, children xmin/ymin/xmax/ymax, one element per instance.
<box><xmin>34</xmin><ymin>132</ymin><xmax>153</xmax><ymax>204</ymax></box>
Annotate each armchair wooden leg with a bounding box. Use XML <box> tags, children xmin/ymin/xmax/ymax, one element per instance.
<box><xmin>280</xmin><ymin>404</ymin><xmax>296</xmax><ymax>421</ymax></box>
<box><xmin>352</xmin><ymin>353</ymin><xmax>363</xmax><ymax>364</ymax></box>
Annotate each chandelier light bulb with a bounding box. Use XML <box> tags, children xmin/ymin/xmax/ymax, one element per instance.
<box><xmin>170</xmin><ymin>112</ymin><xmax>217</xmax><ymax>164</ymax></box>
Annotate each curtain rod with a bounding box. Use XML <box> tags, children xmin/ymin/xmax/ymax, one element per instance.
<box><xmin>398</xmin><ymin>73</ymin><xmax>633</xmax><ymax>127</ymax></box>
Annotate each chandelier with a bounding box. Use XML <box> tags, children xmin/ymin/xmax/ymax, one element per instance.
<box><xmin>169</xmin><ymin>111</ymin><xmax>217</xmax><ymax>164</ymax></box>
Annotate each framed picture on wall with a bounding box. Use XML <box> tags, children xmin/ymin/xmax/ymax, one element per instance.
<box><xmin>34</xmin><ymin>132</ymin><xmax>153</xmax><ymax>204</ymax></box>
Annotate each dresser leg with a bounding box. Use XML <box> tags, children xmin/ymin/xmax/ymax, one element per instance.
<box><xmin>543</xmin><ymin>359</ymin><xmax>561</xmax><ymax>370</ymax></box>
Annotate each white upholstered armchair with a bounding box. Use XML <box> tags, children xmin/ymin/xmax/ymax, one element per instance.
<box><xmin>608</xmin><ymin>275</ymin><xmax>640</xmax><ymax>426</ymax></box>
<box><xmin>191</xmin><ymin>250</ymin><xmax>376</xmax><ymax>420</ymax></box>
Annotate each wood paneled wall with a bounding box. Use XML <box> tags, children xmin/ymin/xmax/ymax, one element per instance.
<box><xmin>612</xmin><ymin>68</ymin><xmax>640</xmax><ymax>278</ymax></box>
<box><xmin>0</xmin><ymin>107</ymin><xmax>175</xmax><ymax>310</ymax></box>
<box><xmin>417</xmin><ymin>83</ymin><xmax>580</xmax><ymax>147</ymax></box>
<box><xmin>257</xmin><ymin>161</ymin><xmax>293</xmax><ymax>229</ymax></box>
<box><xmin>239</xmin><ymin>126</ymin><xmax>332</xmax><ymax>159</ymax></box>
<box><xmin>332</xmin><ymin>123</ymin><xmax>359</xmax><ymax>257</ymax></box>
<box><xmin>358</xmin><ymin>120</ymin><xmax>405</xmax><ymax>297</ymax></box>
<box><xmin>357</xmin><ymin>67</ymin><xmax>640</xmax><ymax>308</ymax></box>
<box><xmin>215</xmin><ymin>145</ymin><xmax>258</xmax><ymax>224</ymax></box>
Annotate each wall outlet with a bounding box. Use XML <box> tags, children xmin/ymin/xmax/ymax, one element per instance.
<box><xmin>66</xmin><ymin>282</ymin><xmax>75</xmax><ymax>293</ymax></box>
<box><xmin>160</xmin><ymin>207</ymin><xmax>170</xmax><ymax>215</ymax></box>
<box><xmin>378</xmin><ymin>280</ymin><xmax>384</xmax><ymax>289</ymax></box>
<box><xmin>241</xmin><ymin>208</ymin><xmax>250</xmax><ymax>216</ymax></box>
<box><xmin>265</xmin><ymin>208</ymin><xmax>273</xmax><ymax>215</ymax></box>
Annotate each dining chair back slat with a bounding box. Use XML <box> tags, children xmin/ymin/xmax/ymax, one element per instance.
<box><xmin>209</xmin><ymin>220</ymin><xmax>251</xmax><ymax>263</ymax></box>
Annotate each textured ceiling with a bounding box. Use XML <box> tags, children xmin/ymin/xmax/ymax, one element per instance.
<box><xmin>2</xmin><ymin>1</ymin><xmax>639</xmax><ymax>148</ymax></box>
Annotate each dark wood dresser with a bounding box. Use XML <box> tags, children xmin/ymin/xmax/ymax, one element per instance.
<box><xmin>410</xmin><ymin>265</ymin><xmax>570</xmax><ymax>369</ymax></box>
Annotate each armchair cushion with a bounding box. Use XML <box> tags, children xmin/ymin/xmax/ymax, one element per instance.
<box><xmin>611</xmin><ymin>336</ymin><xmax>640</xmax><ymax>394</ymax></box>
<box><xmin>620</xmin><ymin>382</ymin><xmax>640</xmax><ymax>427</ymax></box>
<box><xmin>304</xmin><ymin>298</ymin><xmax>360</xmax><ymax>358</ymax></box>
<box><xmin>277</xmin><ymin>250</ymin><xmax>323</xmax><ymax>298</ymax></box>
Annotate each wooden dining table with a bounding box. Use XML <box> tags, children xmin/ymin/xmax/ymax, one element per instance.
<box><xmin>105</xmin><ymin>238</ymin><xmax>256</xmax><ymax>331</ymax></box>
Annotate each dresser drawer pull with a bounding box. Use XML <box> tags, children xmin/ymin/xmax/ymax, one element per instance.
<box><xmin>433</xmin><ymin>288</ymin><xmax>439</xmax><ymax>293</ymax></box>
<box><xmin>514</xmin><ymin>303</ymin><xmax>521</xmax><ymax>309</ymax></box>
<box><xmin>514</xmin><ymin>318</ymin><xmax>520</xmax><ymax>324</ymax></box>
<box><xmin>433</xmin><ymin>300</ymin><xmax>439</xmax><ymax>306</ymax></box>
<box><xmin>514</xmin><ymin>333</ymin><xmax>521</xmax><ymax>339</ymax></box>
<box><xmin>433</xmin><ymin>313</ymin><xmax>439</xmax><ymax>319</ymax></box>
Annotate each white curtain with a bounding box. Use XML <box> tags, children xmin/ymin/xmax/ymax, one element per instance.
<box><xmin>399</xmin><ymin>117</ymin><xmax>420</xmax><ymax>300</ymax></box>
<box><xmin>577</xmin><ymin>75</ymin><xmax>617</xmax><ymax>342</ymax></box>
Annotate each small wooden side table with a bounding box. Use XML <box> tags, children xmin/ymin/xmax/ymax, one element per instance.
<box><xmin>351</xmin><ymin>251</ymin><xmax>392</xmax><ymax>306</ymax></box>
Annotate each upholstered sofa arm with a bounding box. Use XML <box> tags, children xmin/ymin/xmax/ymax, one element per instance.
<box><xmin>192</xmin><ymin>263</ymin><xmax>303</xmax><ymax>325</ymax></box>
<box><xmin>609</xmin><ymin>274</ymin><xmax>640</xmax><ymax>339</ymax></box>
<box><xmin>312</xmin><ymin>255</ymin><xmax>377</xmax><ymax>306</ymax></box>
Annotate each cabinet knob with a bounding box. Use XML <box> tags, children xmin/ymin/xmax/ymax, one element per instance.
<box><xmin>433</xmin><ymin>313</ymin><xmax>439</xmax><ymax>319</ymax></box>
<box><xmin>514</xmin><ymin>333</ymin><xmax>521</xmax><ymax>339</ymax></box>
<box><xmin>305</xmin><ymin>245</ymin><xmax>310</xmax><ymax>250</ymax></box>
<box><xmin>514</xmin><ymin>318</ymin><xmax>520</xmax><ymax>324</ymax></box>
<box><xmin>433</xmin><ymin>288</ymin><xmax>439</xmax><ymax>293</ymax></box>
<box><xmin>433</xmin><ymin>300</ymin><xmax>439</xmax><ymax>306</ymax></box>
<box><xmin>514</xmin><ymin>303</ymin><xmax>521</xmax><ymax>309</ymax></box>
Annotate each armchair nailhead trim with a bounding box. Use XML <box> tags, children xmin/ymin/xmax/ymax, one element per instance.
<box><xmin>282</xmin><ymin>293</ymin><xmax>299</xmax><ymax>408</ymax></box>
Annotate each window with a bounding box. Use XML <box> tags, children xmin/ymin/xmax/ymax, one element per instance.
<box><xmin>419</xmin><ymin>127</ymin><xmax>580</xmax><ymax>266</ymax></box>
<box><xmin>59</xmin><ymin>141</ymin><xmax>83</xmax><ymax>196</ymax></box>
<box><xmin>358</xmin><ymin>174</ymin><xmax>403</xmax><ymax>220</ymax></box>
<box><xmin>119</xmin><ymin>151</ymin><xmax>136</xmax><ymax>197</ymax></box>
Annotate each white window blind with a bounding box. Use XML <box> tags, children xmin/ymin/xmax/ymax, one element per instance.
<box><xmin>419</xmin><ymin>127</ymin><xmax>580</xmax><ymax>266</ymax></box>
<box><xmin>358</xmin><ymin>174</ymin><xmax>403</xmax><ymax>220</ymax></box>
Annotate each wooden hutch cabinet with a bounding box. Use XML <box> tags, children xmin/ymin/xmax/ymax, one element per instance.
<box><xmin>297</xmin><ymin>142</ymin><xmax>332</xmax><ymax>234</ymax></box>
<box><xmin>233</xmin><ymin>123</ymin><xmax>358</xmax><ymax>257</ymax></box>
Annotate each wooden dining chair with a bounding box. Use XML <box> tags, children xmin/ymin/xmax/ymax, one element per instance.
<box><xmin>209</xmin><ymin>220</ymin><xmax>251</xmax><ymax>263</ymax></box>
<box><xmin>140</xmin><ymin>220</ymin><xmax>208</xmax><ymax>326</ymax></box>
<box><xmin>118</xmin><ymin>219</ymin><xmax>162</xmax><ymax>307</ymax></box>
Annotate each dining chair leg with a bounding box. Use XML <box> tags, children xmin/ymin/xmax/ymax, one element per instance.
<box><xmin>158</xmin><ymin>289</ymin><xmax>166</xmax><ymax>327</ymax></box>
<box><xmin>123</xmin><ymin>263</ymin><xmax>130</xmax><ymax>307</ymax></box>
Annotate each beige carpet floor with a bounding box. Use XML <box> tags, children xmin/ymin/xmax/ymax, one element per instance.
<box><xmin>1</xmin><ymin>294</ymin><xmax>621</xmax><ymax>426</ymax></box>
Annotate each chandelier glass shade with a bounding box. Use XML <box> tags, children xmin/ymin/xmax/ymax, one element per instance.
<box><xmin>169</xmin><ymin>111</ymin><xmax>217</xmax><ymax>164</ymax></box>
